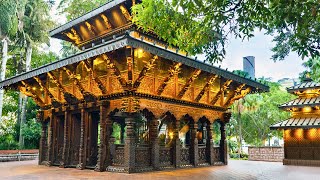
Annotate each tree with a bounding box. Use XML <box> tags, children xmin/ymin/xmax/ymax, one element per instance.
<box><xmin>58</xmin><ymin>0</ymin><xmax>109</xmax><ymax>20</ymax></box>
<box><xmin>0</xmin><ymin>0</ymin><xmax>20</xmax><ymax>122</ymax></box>
<box><xmin>13</xmin><ymin>0</ymin><xmax>53</xmax><ymax>148</ymax></box>
<box><xmin>300</xmin><ymin>56</ymin><xmax>320</xmax><ymax>82</ymax></box>
<box><xmin>229</xmin><ymin>82</ymin><xmax>295</xmax><ymax>147</ymax></box>
<box><xmin>132</xmin><ymin>0</ymin><xmax>320</xmax><ymax>63</ymax></box>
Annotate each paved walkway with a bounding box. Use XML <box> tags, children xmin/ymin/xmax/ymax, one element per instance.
<box><xmin>1</xmin><ymin>160</ymin><xmax>320</xmax><ymax>180</ymax></box>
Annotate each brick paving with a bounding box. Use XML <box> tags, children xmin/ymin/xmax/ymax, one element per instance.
<box><xmin>1</xmin><ymin>160</ymin><xmax>320</xmax><ymax>180</ymax></box>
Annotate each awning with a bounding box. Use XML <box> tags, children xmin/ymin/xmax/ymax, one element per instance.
<box><xmin>270</xmin><ymin>117</ymin><xmax>320</xmax><ymax>130</ymax></box>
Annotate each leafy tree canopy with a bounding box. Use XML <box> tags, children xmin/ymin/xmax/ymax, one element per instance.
<box><xmin>229</xmin><ymin>81</ymin><xmax>295</xmax><ymax>146</ymax></box>
<box><xmin>132</xmin><ymin>0</ymin><xmax>320</xmax><ymax>63</ymax></box>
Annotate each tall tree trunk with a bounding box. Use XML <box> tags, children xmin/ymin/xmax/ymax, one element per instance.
<box><xmin>19</xmin><ymin>45</ymin><xmax>32</xmax><ymax>149</ymax></box>
<box><xmin>17</xmin><ymin>50</ymin><xmax>24</xmax><ymax>126</ymax></box>
<box><xmin>0</xmin><ymin>37</ymin><xmax>9</xmax><ymax>122</ymax></box>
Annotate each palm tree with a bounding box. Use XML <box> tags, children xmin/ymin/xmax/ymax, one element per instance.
<box><xmin>17</xmin><ymin>0</ymin><xmax>53</xmax><ymax>148</ymax></box>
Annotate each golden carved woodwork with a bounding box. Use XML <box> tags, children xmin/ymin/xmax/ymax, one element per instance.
<box><xmin>127</xmin><ymin>54</ymin><xmax>134</xmax><ymax>88</ymax></box>
<box><xmin>47</xmin><ymin>72</ymin><xmax>66</xmax><ymax>92</ymax></box>
<box><xmin>137</xmin><ymin>76</ymin><xmax>154</xmax><ymax>94</ymax></box>
<box><xmin>223</xmin><ymin>83</ymin><xmax>246</xmax><ymax>107</ymax></box>
<box><xmin>210</xmin><ymin>79</ymin><xmax>233</xmax><ymax>105</ymax></box>
<box><xmin>85</xmin><ymin>22</ymin><xmax>96</xmax><ymax>35</ymax></box>
<box><xmin>177</xmin><ymin>69</ymin><xmax>201</xmax><ymax>99</ymax></box>
<box><xmin>101</xmin><ymin>54</ymin><xmax>127</xmax><ymax>88</ymax></box>
<box><xmin>133</xmin><ymin>55</ymin><xmax>158</xmax><ymax>89</ymax></box>
<box><xmin>100</xmin><ymin>14</ymin><xmax>112</xmax><ymax>30</ymax></box>
<box><xmin>121</xmin><ymin>96</ymin><xmax>140</xmax><ymax>113</ymax></box>
<box><xmin>63</xmin><ymin>28</ymin><xmax>81</xmax><ymax>45</ymax></box>
<box><xmin>62</xmin><ymin>67</ymin><xmax>86</xmax><ymax>94</ymax></box>
<box><xmin>82</xmin><ymin>59</ymin><xmax>107</xmax><ymax>94</ymax></box>
<box><xmin>139</xmin><ymin>99</ymin><xmax>222</xmax><ymax>122</ymax></box>
<box><xmin>195</xmin><ymin>75</ymin><xmax>218</xmax><ymax>102</ymax></box>
<box><xmin>19</xmin><ymin>81</ymin><xmax>45</xmax><ymax>107</ymax></box>
<box><xmin>120</xmin><ymin>5</ymin><xmax>132</xmax><ymax>21</ymax></box>
<box><xmin>34</xmin><ymin>77</ymin><xmax>64</xmax><ymax>106</ymax></box>
<box><xmin>227</xmin><ymin>87</ymin><xmax>251</xmax><ymax>106</ymax></box>
<box><xmin>157</xmin><ymin>62</ymin><xmax>182</xmax><ymax>95</ymax></box>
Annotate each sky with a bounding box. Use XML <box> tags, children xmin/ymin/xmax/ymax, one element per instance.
<box><xmin>48</xmin><ymin>3</ymin><xmax>306</xmax><ymax>82</ymax></box>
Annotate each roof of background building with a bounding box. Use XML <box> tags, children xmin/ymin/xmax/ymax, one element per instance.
<box><xmin>270</xmin><ymin>117</ymin><xmax>320</xmax><ymax>129</ymax></box>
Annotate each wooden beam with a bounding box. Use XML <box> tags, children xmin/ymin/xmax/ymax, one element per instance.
<box><xmin>62</xmin><ymin>28</ymin><xmax>82</xmax><ymax>45</ymax></box>
<box><xmin>133</xmin><ymin>55</ymin><xmax>158</xmax><ymax>89</ymax></box>
<box><xmin>19</xmin><ymin>81</ymin><xmax>45</xmax><ymax>106</ymax></box>
<box><xmin>100</xmin><ymin>14</ymin><xmax>112</xmax><ymax>30</ymax></box>
<box><xmin>101</xmin><ymin>54</ymin><xmax>127</xmax><ymax>88</ymax></box>
<box><xmin>223</xmin><ymin>84</ymin><xmax>245</xmax><ymax>107</ymax></box>
<box><xmin>210</xmin><ymin>79</ymin><xmax>232</xmax><ymax>105</ymax></box>
<box><xmin>62</xmin><ymin>66</ymin><xmax>97</xmax><ymax>102</ymax></box>
<box><xmin>195</xmin><ymin>75</ymin><xmax>218</xmax><ymax>102</ymax></box>
<box><xmin>126</xmin><ymin>48</ymin><xmax>134</xmax><ymax>89</ymax></box>
<box><xmin>226</xmin><ymin>87</ymin><xmax>251</xmax><ymax>107</ymax></box>
<box><xmin>177</xmin><ymin>69</ymin><xmax>201</xmax><ymax>99</ymax></box>
<box><xmin>47</xmin><ymin>71</ymin><xmax>81</xmax><ymax>104</ymax></box>
<box><xmin>33</xmin><ymin>77</ymin><xmax>64</xmax><ymax>108</ymax></box>
<box><xmin>120</xmin><ymin>5</ymin><xmax>132</xmax><ymax>21</ymax></box>
<box><xmin>85</xmin><ymin>21</ymin><xmax>97</xmax><ymax>36</ymax></box>
<box><xmin>82</xmin><ymin>60</ymin><xmax>107</xmax><ymax>94</ymax></box>
<box><xmin>156</xmin><ymin>62</ymin><xmax>182</xmax><ymax>95</ymax></box>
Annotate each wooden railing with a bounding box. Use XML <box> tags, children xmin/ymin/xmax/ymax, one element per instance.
<box><xmin>0</xmin><ymin>150</ymin><xmax>39</xmax><ymax>162</ymax></box>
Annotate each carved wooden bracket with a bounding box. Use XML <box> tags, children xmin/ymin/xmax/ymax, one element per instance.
<box><xmin>157</xmin><ymin>62</ymin><xmax>182</xmax><ymax>95</ymax></box>
<box><xmin>133</xmin><ymin>55</ymin><xmax>158</xmax><ymax>89</ymax></box>
<box><xmin>195</xmin><ymin>75</ymin><xmax>218</xmax><ymax>102</ymax></box>
<box><xmin>177</xmin><ymin>69</ymin><xmax>201</xmax><ymax>99</ymax></box>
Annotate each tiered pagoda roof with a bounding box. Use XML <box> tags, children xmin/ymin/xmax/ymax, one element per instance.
<box><xmin>0</xmin><ymin>0</ymin><xmax>268</xmax><ymax>116</ymax></box>
<box><xmin>271</xmin><ymin>79</ymin><xmax>320</xmax><ymax>129</ymax></box>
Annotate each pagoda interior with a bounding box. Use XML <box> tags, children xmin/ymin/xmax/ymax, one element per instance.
<box><xmin>271</xmin><ymin>79</ymin><xmax>320</xmax><ymax>167</ymax></box>
<box><xmin>0</xmin><ymin>0</ymin><xmax>269</xmax><ymax>173</ymax></box>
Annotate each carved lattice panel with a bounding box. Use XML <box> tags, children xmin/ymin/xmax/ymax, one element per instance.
<box><xmin>109</xmin><ymin>76</ymin><xmax>123</xmax><ymax>93</ymax></box>
<box><xmin>137</xmin><ymin>77</ymin><xmax>154</xmax><ymax>94</ymax></box>
<box><xmin>213</xmin><ymin>147</ymin><xmax>221</xmax><ymax>162</ymax></box>
<box><xmin>159</xmin><ymin>147</ymin><xmax>173</xmax><ymax>166</ymax></box>
<box><xmin>180</xmin><ymin>148</ymin><xmax>190</xmax><ymax>165</ymax></box>
<box><xmin>198</xmin><ymin>146</ymin><xmax>207</xmax><ymax>163</ymax></box>
<box><xmin>135</xmin><ymin>147</ymin><xmax>151</xmax><ymax>167</ymax></box>
<box><xmin>181</xmin><ymin>87</ymin><xmax>194</xmax><ymax>102</ymax></box>
<box><xmin>161</xmin><ymin>80</ymin><xmax>175</xmax><ymax>98</ymax></box>
<box><xmin>113</xmin><ymin>147</ymin><xmax>125</xmax><ymax>166</ymax></box>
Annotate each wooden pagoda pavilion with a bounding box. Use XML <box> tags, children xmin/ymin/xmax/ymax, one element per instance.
<box><xmin>0</xmin><ymin>0</ymin><xmax>269</xmax><ymax>173</ymax></box>
<box><xmin>271</xmin><ymin>79</ymin><xmax>320</xmax><ymax>167</ymax></box>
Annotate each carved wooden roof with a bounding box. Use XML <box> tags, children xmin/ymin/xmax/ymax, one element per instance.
<box><xmin>270</xmin><ymin>117</ymin><xmax>320</xmax><ymax>130</ymax></box>
<box><xmin>0</xmin><ymin>32</ymin><xmax>269</xmax><ymax>92</ymax></box>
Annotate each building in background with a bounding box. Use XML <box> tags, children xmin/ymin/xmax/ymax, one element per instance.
<box><xmin>271</xmin><ymin>79</ymin><xmax>320</xmax><ymax>167</ymax></box>
<box><xmin>243</xmin><ymin>56</ymin><xmax>255</xmax><ymax>79</ymax></box>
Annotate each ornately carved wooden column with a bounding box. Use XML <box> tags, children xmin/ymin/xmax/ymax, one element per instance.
<box><xmin>124</xmin><ymin>115</ymin><xmax>136</xmax><ymax>173</ymax></box>
<box><xmin>78</xmin><ymin>105</ymin><xmax>88</xmax><ymax>169</ymax></box>
<box><xmin>190</xmin><ymin>122</ymin><xmax>198</xmax><ymax>166</ymax></box>
<box><xmin>47</xmin><ymin>109</ymin><xmax>54</xmax><ymax>166</ymax></box>
<box><xmin>220</xmin><ymin>122</ymin><xmax>227</xmax><ymax>165</ymax></box>
<box><xmin>220</xmin><ymin>112</ymin><xmax>231</xmax><ymax>165</ymax></box>
<box><xmin>61</xmin><ymin>107</ymin><xmax>71</xmax><ymax>167</ymax></box>
<box><xmin>38</xmin><ymin>110</ymin><xmax>47</xmax><ymax>165</ymax></box>
<box><xmin>174</xmin><ymin>120</ymin><xmax>181</xmax><ymax>168</ymax></box>
<box><xmin>206</xmin><ymin>122</ymin><xmax>214</xmax><ymax>165</ymax></box>
<box><xmin>150</xmin><ymin>118</ymin><xmax>160</xmax><ymax>170</ymax></box>
<box><xmin>95</xmin><ymin>102</ymin><xmax>108</xmax><ymax>172</ymax></box>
